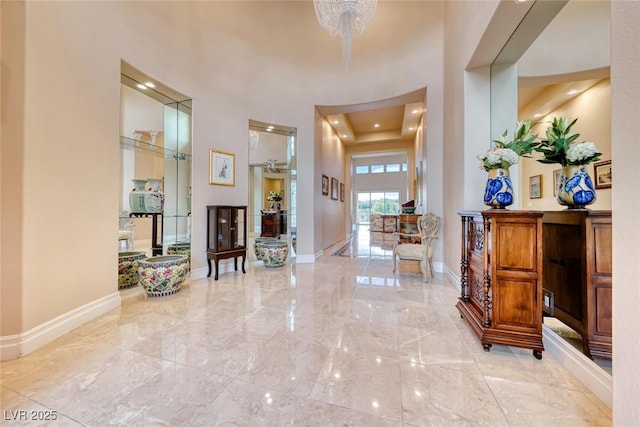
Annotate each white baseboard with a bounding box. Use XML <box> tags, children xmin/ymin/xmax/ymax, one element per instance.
<box><xmin>295</xmin><ymin>254</ymin><xmax>317</xmax><ymax>263</ymax></box>
<box><xmin>542</xmin><ymin>324</ymin><xmax>612</xmax><ymax>408</ymax></box>
<box><xmin>443</xmin><ymin>263</ymin><xmax>611</xmax><ymax>407</ymax></box>
<box><xmin>0</xmin><ymin>292</ymin><xmax>121</xmax><ymax>361</ymax></box>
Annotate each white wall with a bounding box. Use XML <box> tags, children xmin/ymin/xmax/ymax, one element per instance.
<box><xmin>611</xmin><ymin>2</ymin><xmax>640</xmax><ymax>422</ymax></box>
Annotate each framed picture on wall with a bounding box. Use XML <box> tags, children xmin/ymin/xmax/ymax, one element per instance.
<box><xmin>331</xmin><ymin>177</ymin><xmax>339</xmax><ymax>200</ymax></box>
<box><xmin>594</xmin><ymin>160</ymin><xmax>612</xmax><ymax>189</ymax></box>
<box><xmin>553</xmin><ymin>169</ymin><xmax>561</xmax><ymax>196</ymax></box>
<box><xmin>209</xmin><ymin>149</ymin><xmax>235</xmax><ymax>186</ymax></box>
<box><xmin>340</xmin><ymin>182</ymin><xmax>345</xmax><ymax>202</ymax></box>
<box><xmin>529</xmin><ymin>174</ymin><xmax>542</xmax><ymax>199</ymax></box>
<box><xmin>322</xmin><ymin>174</ymin><xmax>329</xmax><ymax>195</ymax></box>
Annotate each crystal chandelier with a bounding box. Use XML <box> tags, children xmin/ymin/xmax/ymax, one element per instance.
<box><xmin>313</xmin><ymin>0</ymin><xmax>377</xmax><ymax>67</ymax></box>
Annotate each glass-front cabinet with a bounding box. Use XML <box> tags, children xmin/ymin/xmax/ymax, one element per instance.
<box><xmin>206</xmin><ymin>205</ymin><xmax>247</xmax><ymax>280</ymax></box>
<box><xmin>119</xmin><ymin>64</ymin><xmax>192</xmax><ymax>259</ymax></box>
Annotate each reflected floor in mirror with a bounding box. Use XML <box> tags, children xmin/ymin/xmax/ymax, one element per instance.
<box><xmin>1</xmin><ymin>225</ymin><xmax>611</xmax><ymax>425</ymax></box>
<box><xmin>544</xmin><ymin>317</ymin><xmax>612</xmax><ymax>375</ymax></box>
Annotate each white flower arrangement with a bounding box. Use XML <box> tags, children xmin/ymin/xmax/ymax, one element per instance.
<box><xmin>566</xmin><ymin>141</ymin><xmax>599</xmax><ymax>164</ymax></box>
<box><xmin>478</xmin><ymin>120</ymin><xmax>537</xmax><ymax>171</ymax></box>
<box><xmin>267</xmin><ymin>191</ymin><xmax>282</xmax><ymax>202</ymax></box>
<box><xmin>534</xmin><ymin>117</ymin><xmax>602</xmax><ymax>166</ymax></box>
<box><xmin>478</xmin><ymin>147</ymin><xmax>520</xmax><ymax>171</ymax></box>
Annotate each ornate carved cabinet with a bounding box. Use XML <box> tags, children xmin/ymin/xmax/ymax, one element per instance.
<box><xmin>542</xmin><ymin>210</ymin><xmax>612</xmax><ymax>359</ymax></box>
<box><xmin>206</xmin><ymin>205</ymin><xmax>247</xmax><ymax>280</ymax></box>
<box><xmin>457</xmin><ymin>210</ymin><xmax>544</xmax><ymax>359</ymax></box>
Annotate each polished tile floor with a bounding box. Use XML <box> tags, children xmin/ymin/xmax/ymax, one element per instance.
<box><xmin>0</xmin><ymin>229</ymin><xmax>612</xmax><ymax>426</ymax></box>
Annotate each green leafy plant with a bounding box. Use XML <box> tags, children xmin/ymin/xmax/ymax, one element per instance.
<box><xmin>534</xmin><ymin>116</ymin><xmax>601</xmax><ymax>166</ymax></box>
<box><xmin>477</xmin><ymin>120</ymin><xmax>537</xmax><ymax>171</ymax></box>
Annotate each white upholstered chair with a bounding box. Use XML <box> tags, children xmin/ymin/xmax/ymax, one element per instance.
<box><xmin>392</xmin><ymin>212</ymin><xmax>442</xmax><ymax>281</ymax></box>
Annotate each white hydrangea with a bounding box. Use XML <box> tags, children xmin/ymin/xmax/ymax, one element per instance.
<box><xmin>488</xmin><ymin>148</ymin><xmax>519</xmax><ymax>166</ymax></box>
<box><xmin>566</xmin><ymin>141</ymin><xmax>598</xmax><ymax>163</ymax></box>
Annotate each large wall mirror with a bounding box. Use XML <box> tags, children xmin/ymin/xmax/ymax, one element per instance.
<box><xmin>119</xmin><ymin>62</ymin><xmax>192</xmax><ymax>264</ymax></box>
<box><xmin>248</xmin><ymin>119</ymin><xmax>297</xmax><ymax>258</ymax></box>
<box><xmin>491</xmin><ymin>0</ymin><xmax>611</xmax><ymax>376</ymax></box>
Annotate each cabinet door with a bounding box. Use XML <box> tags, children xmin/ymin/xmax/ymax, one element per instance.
<box><xmin>217</xmin><ymin>207</ymin><xmax>232</xmax><ymax>251</ymax></box>
<box><xmin>233</xmin><ymin>207</ymin><xmax>247</xmax><ymax>249</ymax></box>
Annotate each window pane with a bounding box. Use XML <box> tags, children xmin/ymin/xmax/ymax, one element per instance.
<box><xmin>386</xmin><ymin>164</ymin><xmax>400</xmax><ymax>172</ymax></box>
<box><xmin>357</xmin><ymin>192</ymin><xmax>371</xmax><ymax>223</ymax></box>
<box><xmin>371</xmin><ymin>164</ymin><xmax>384</xmax><ymax>173</ymax></box>
<box><xmin>402</xmin><ymin>163</ymin><xmax>408</xmax><ymax>172</ymax></box>
<box><xmin>370</xmin><ymin>192</ymin><xmax>385</xmax><ymax>213</ymax></box>
<box><xmin>355</xmin><ymin>165</ymin><xmax>369</xmax><ymax>174</ymax></box>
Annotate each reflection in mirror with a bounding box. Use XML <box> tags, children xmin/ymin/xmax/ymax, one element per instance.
<box><xmin>490</xmin><ymin>0</ymin><xmax>611</xmax><ymax>375</ymax></box>
<box><xmin>248</xmin><ymin>120</ymin><xmax>297</xmax><ymax>259</ymax></box>
<box><xmin>119</xmin><ymin>64</ymin><xmax>192</xmax><ymax>267</ymax></box>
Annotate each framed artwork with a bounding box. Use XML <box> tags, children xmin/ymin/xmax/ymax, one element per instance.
<box><xmin>209</xmin><ymin>149</ymin><xmax>235</xmax><ymax>186</ymax></box>
<box><xmin>553</xmin><ymin>169</ymin><xmax>561</xmax><ymax>196</ymax></box>
<box><xmin>340</xmin><ymin>182</ymin><xmax>345</xmax><ymax>202</ymax></box>
<box><xmin>331</xmin><ymin>177</ymin><xmax>339</xmax><ymax>200</ymax></box>
<box><xmin>594</xmin><ymin>160</ymin><xmax>612</xmax><ymax>189</ymax></box>
<box><xmin>529</xmin><ymin>174</ymin><xmax>542</xmax><ymax>199</ymax></box>
<box><xmin>322</xmin><ymin>174</ymin><xmax>329</xmax><ymax>195</ymax></box>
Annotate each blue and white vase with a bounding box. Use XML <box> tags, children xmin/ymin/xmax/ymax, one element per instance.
<box><xmin>483</xmin><ymin>168</ymin><xmax>514</xmax><ymax>209</ymax></box>
<box><xmin>557</xmin><ymin>165</ymin><xmax>596</xmax><ymax>209</ymax></box>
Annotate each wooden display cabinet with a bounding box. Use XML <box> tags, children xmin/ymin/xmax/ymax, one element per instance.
<box><xmin>397</xmin><ymin>214</ymin><xmax>420</xmax><ymax>242</ymax></box>
<box><xmin>206</xmin><ymin>205</ymin><xmax>247</xmax><ymax>280</ymax></box>
<box><xmin>457</xmin><ymin>210</ymin><xmax>544</xmax><ymax>359</ymax></box>
<box><xmin>542</xmin><ymin>210</ymin><xmax>612</xmax><ymax>359</ymax></box>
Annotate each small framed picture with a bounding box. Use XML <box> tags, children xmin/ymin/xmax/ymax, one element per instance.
<box><xmin>209</xmin><ymin>149</ymin><xmax>235</xmax><ymax>186</ymax></box>
<box><xmin>322</xmin><ymin>174</ymin><xmax>329</xmax><ymax>196</ymax></box>
<box><xmin>331</xmin><ymin>177</ymin><xmax>339</xmax><ymax>200</ymax></box>
<box><xmin>553</xmin><ymin>169</ymin><xmax>561</xmax><ymax>196</ymax></box>
<box><xmin>594</xmin><ymin>160</ymin><xmax>612</xmax><ymax>189</ymax></box>
<box><xmin>529</xmin><ymin>174</ymin><xmax>542</xmax><ymax>199</ymax></box>
<box><xmin>340</xmin><ymin>182</ymin><xmax>345</xmax><ymax>202</ymax></box>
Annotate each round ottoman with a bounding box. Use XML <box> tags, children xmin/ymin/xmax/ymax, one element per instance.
<box><xmin>118</xmin><ymin>251</ymin><xmax>146</xmax><ymax>289</ymax></box>
<box><xmin>138</xmin><ymin>255</ymin><xmax>188</xmax><ymax>297</ymax></box>
<box><xmin>258</xmin><ymin>240</ymin><xmax>289</xmax><ymax>267</ymax></box>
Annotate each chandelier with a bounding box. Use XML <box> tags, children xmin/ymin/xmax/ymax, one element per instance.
<box><xmin>313</xmin><ymin>0</ymin><xmax>377</xmax><ymax>67</ymax></box>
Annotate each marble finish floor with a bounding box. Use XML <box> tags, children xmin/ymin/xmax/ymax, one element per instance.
<box><xmin>0</xmin><ymin>232</ymin><xmax>612</xmax><ymax>426</ymax></box>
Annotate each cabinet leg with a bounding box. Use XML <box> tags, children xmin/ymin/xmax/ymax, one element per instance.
<box><xmin>207</xmin><ymin>259</ymin><xmax>212</xmax><ymax>277</ymax></box>
<box><xmin>234</xmin><ymin>257</ymin><xmax>238</xmax><ymax>271</ymax></box>
<box><xmin>482</xmin><ymin>342</ymin><xmax>492</xmax><ymax>352</ymax></box>
<box><xmin>214</xmin><ymin>260</ymin><xmax>219</xmax><ymax>281</ymax></box>
<box><xmin>241</xmin><ymin>256</ymin><xmax>246</xmax><ymax>274</ymax></box>
<box><xmin>533</xmin><ymin>350</ymin><xmax>543</xmax><ymax>360</ymax></box>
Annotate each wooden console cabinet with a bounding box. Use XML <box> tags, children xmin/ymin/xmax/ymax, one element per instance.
<box><xmin>457</xmin><ymin>210</ymin><xmax>544</xmax><ymax>359</ymax></box>
<box><xmin>206</xmin><ymin>205</ymin><xmax>247</xmax><ymax>280</ymax></box>
<box><xmin>542</xmin><ymin>210</ymin><xmax>612</xmax><ymax>359</ymax></box>
<box><xmin>261</xmin><ymin>210</ymin><xmax>286</xmax><ymax>237</ymax></box>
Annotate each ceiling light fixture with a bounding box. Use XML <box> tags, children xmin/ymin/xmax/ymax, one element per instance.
<box><xmin>373</xmin><ymin>123</ymin><xmax>380</xmax><ymax>128</ymax></box>
<box><xmin>313</xmin><ymin>0</ymin><xmax>378</xmax><ymax>67</ymax></box>
<box><xmin>136</xmin><ymin>84</ymin><xmax>147</xmax><ymax>90</ymax></box>
<box><xmin>411</xmin><ymin>109</ymin><xmax>420</xmax><ymax>114</ymax></box>
<box><xmin>567</xmin><ymin>89</ymin><xmax>579</xmax><ymax>95</ymax></box>
<box><xmin>144</xmin><ymin>82</ymin><xmax>156</xmax><ymax>88</ymax></box>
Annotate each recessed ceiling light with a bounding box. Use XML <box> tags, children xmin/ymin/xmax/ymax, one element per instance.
<box><xmin>136</xmin><ymin>84</ymin><xmax>147</xmax><ymax>90</ymax></box>
<box><xmin>408</xmin><ymin>127</ymin><xmax>415</xmax><ymax>131</ymax></box>
<box><xmin>567</xmin><ymin>89</ymin><xmax>579</xmax><ymax>95</ymax></box>
<box><xmin>411</xmin><ymin>109</ymin><xmax>420</xmax><ymax>114</ymax></box>
<box><xmin>342</xmin><ymin>134</ymin><xmax>347</xmax><ymax>138</ymax></box>
<box><xmin>332</xmin><ymin>120</ymin><xmax>339</xmax><ymax>124</ymax></box>
<box><xmin>267</xmin><ymin>125</ymin><xmax>274</xmax><ymax>132</ymax></box>
<box><xmin>144</xmin><ymin>82</ymin><xmax>155</xmax><ymax>88</ymax></box>
<box><xmin>373</xmin><ymin>123</ymin><xmax>380</xmax><ymax>128</ymax></box>
<box><xmin>534</xmin><ymin>113</ymin><xmax>542</xmax><ymax>118</ymax></box>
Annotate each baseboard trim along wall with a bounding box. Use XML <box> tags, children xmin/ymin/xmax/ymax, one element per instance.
<box><xmin>0</xmin><ymin>292</ymin><xmax>121</xmax><ymax>361</ymax></box>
